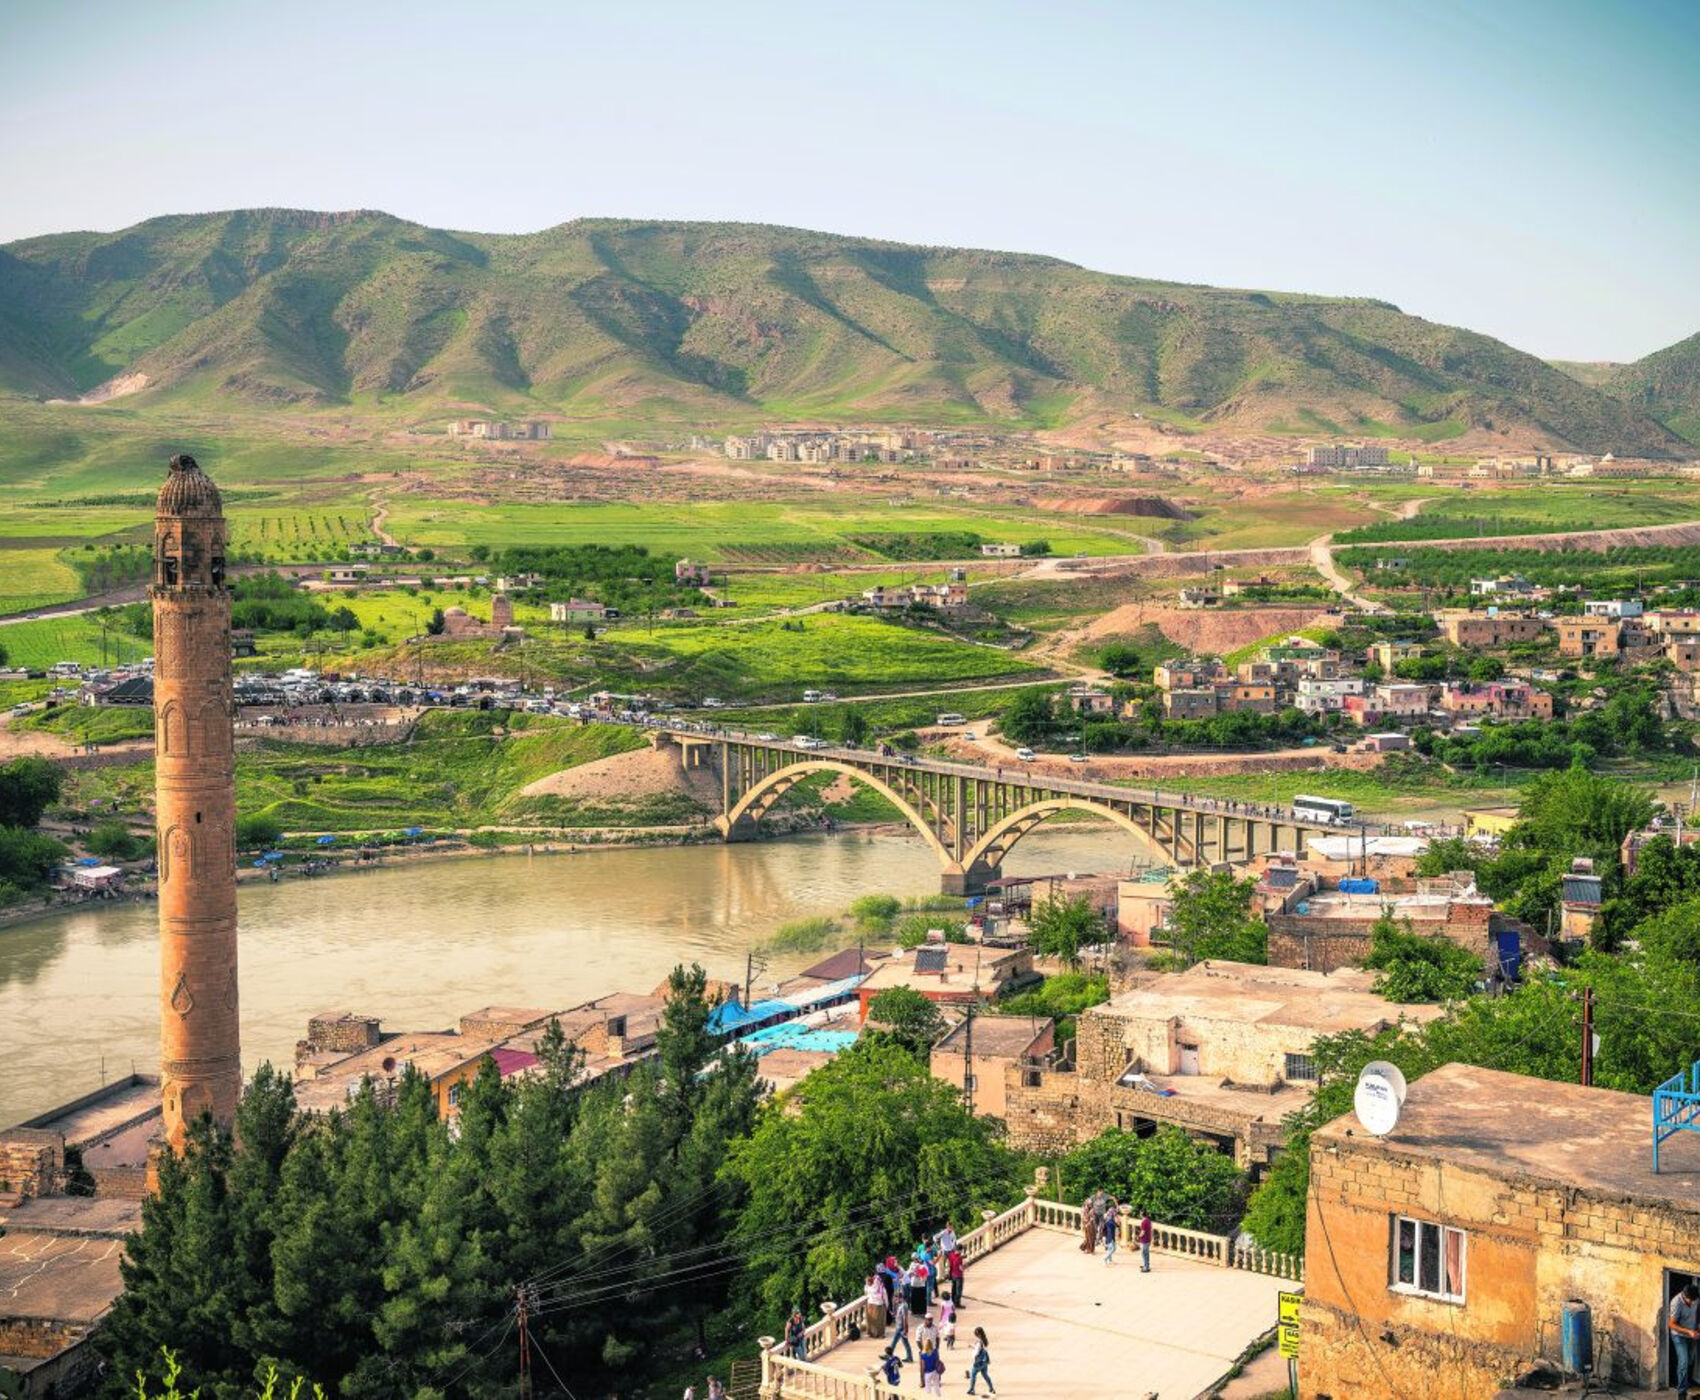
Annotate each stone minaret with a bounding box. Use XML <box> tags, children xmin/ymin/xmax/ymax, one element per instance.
<box><xmin>152</xmin><ymin>454</ymin><xmax>241</xmax><ymax>1149</ymax></box>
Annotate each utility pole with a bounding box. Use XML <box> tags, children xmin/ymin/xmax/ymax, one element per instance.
<box><xmin>964</xmin><ymin>1001</ymin><xmax>975</xmax><ymax>1116</ymax></box>
<box><xmin>1581</xmin><ymin>986</ymin><xmax>1595</xmax><ymax>1088</ymax></box>
<box><xmin>517</xmin><ymin>1286</ymin><xmax>532</xmax><ymax>1400</ymax></box>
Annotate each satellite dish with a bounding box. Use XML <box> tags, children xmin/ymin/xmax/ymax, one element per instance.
<box><xmin>1353</xmin><ymin>1064</ymin><xmax>1404</xmax><ymax>1137</ymax></box>
<box><xmin>1361</xmin><ymin>1060</ymin><xmax>1409</xmax><ymax>1104</ymax></box>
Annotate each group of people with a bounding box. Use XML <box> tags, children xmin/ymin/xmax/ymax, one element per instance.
<box><xmin>1079</xmin><ymin>1190</ymin><xmax>1155</xmax><ymax>1272</ymax></box>
<box><xmin>842</xmin><ymin>1223</ymin><xmax>993</xmax><ymax>1394</ymax></box>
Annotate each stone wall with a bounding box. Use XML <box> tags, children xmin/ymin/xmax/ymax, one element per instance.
<box><xmin>0</xmin><ymin>1318</ymin><xmax>82</xmax><ymax>1361</ymax></box>
<box><xmin>1301</xmin><ymin>1131</ymin><xmax>1700</xmax><ymax>1395</ymax></box>
<box><xmin>303</xmin><ymin>1014</ymin><xmax>383</xmax><ymax>1056</ymax></box>
<box><xmin>0</xmin><ymin>1130</ymin><xmax>64</xmax><ymax>1198</ymax></box>
<box><xmin>88</xmin><ymin>1165</ymin><xmax>149</xmax><ymax>1200</ymax></box>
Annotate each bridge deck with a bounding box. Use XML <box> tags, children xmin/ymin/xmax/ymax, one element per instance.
<box><xmin>655</xmin><ymin>725</ymin><xmax>1352</xmax><ymax>835</ymax></box>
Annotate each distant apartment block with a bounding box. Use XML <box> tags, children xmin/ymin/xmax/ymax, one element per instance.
<box><xmin>446</xmin><ymin>420</ymin><xmax>550</xmax><ymax>440</ymax></box>
<box><xmin>1306</xmin><ymin>443</ymin><xmax>1391</xmax><ymax>468</ymax></box>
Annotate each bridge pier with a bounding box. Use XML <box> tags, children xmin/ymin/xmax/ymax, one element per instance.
<box><xmin>942</xmin><ymin>860</ymin><xmax>999</xmax><ymax>897</ymax></box>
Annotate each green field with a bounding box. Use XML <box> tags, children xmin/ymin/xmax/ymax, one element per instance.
<box><xmin>0</xmin><ymin>613</ymin><xmax>152</xmax><ymax>669</ymax></box>
<box><xmin>605</xmin><ymin>614</ymin><xmax>1040</xmax><ymax>699</ymax></box>
<box><xmin>1336</xmin><ymin>481</ymin><xmax>1700</xmax><ymax>543</ymax></box>
<box><xmin>234</xmin><ymin>712</ymin><xmax>648</xmax><ymax>832</ymax></box>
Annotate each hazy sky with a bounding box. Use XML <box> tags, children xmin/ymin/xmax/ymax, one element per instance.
<box><xmin>3</xmin><ymin>0</ymin><xmax>1697</xmax><ymax>361</ymax></box>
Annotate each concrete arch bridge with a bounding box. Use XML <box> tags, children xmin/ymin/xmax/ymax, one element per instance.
<box><xmin>655</xmin><ymin>730</ymin><xmax>1346</xmax><ymax>894</ymax></box>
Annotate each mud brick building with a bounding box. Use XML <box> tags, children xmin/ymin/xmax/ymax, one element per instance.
<box><xmin>1302</xmin><ymin>1063</ymin><xmax>1700</xmax><ymax>1397</ymax></box>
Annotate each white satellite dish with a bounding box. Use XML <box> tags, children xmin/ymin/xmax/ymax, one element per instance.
<box><xmin>1353</xmin><ymin>1064</ymin><xmax>1404</xmax><ymax>1137</ymax></box>
<box><xmin>1361</xmin><ymin>1060</ymin><xmax>1409</xmax><ymax>1105</ymax></box>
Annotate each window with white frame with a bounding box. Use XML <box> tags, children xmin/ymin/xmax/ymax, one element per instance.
<box><xmin>1391</xmin><ymin>1216</ymin><xmax>1467</xmax><ymax>1302</ymax></box>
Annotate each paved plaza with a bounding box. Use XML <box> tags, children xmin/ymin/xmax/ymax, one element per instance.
<box><xmin>825</xmin><ymin>1227</ymin><xmax>1287</xmax><ymax>1398</ymax></box>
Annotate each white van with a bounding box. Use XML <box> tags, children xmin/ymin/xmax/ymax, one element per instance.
<box><xmin>802</xmin><ymin>689</ymin><xmax>823</xmax><ymax>703</ymax></box>
<box><xmin>936</xmin><ymin>712</ymin><xmax>966</xmax><ymax>726</ymax></box>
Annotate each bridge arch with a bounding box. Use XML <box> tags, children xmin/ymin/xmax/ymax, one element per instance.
<box><xmin>719</xmin><ymin>759</ymin><xmax>952</xmax><ymax>866</ymax></box>
<box><xmin>960</xmin><ymin>797</ymin><xmax>1173</xmax><ymax>878</ymax></box>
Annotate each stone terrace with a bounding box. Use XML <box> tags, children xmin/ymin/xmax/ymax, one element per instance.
<box><xmin>761</xmin><ymin>1196</ymin><xmax>1299</xmax><ymax>1399</ymax></box>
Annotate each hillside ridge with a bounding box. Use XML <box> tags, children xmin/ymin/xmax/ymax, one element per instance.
<box><xmin>0</xmin><ymin>208</ymin><xmax>1686</xmax><ymax>454</ymax></box>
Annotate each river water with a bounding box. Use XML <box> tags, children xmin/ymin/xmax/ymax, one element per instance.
<box><xmin>0</xmin><ymin>827</ymin><xmax>1139</xmax><ymax>1124</ymax></box>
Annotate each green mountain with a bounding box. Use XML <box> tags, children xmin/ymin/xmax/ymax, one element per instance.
<box><xmin>0</xmin><ymin>208</ymin><xmax>1685</xmax><ymax>453</ymax></box>
<box><xmin>1600</xmin><ymin>331</ymin><xmax>1700</xmax><ymax>445</ymax></box>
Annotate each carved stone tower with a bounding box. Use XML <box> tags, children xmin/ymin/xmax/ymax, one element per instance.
<box><xmin>152</xmin><ymin>454</ymin><xmax>241</xmax><ymax>1149</ymax></box>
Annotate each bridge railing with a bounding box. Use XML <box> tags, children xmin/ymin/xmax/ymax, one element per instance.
<box><xmin>658</xmin><ymin>725</ymin><xmax>1356</xmax><ymax>832</ymax></box>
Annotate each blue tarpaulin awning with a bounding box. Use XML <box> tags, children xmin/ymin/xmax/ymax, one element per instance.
<box><xmin>316</xmin><ymin>835</ymin><xmax>336</xmax><ymax>846</ymax></box>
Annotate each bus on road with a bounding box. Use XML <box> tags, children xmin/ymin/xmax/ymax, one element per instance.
<box><xmin>1293</xmin><ymin>794</ymin><xmax>1356</xmax><ymax>826</ymax></box>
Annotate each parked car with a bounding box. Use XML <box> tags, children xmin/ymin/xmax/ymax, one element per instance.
<box><xmin>1015</xmin><ymin>747</ymin><xmax>1037</xmax><ymax>761</ymax></box>
<box><xmin>1068</xmin><ymin>752</ymin><xmax>1089</xmax><ymax>764</ymax></box>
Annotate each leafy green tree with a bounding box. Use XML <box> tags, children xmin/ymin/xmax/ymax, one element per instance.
<box><xmin>1027</xmin><ymin>894</ymin><xmax>1105</xmax><ymax>966</ymax></box>
<box><xmin>0</xmin><ymin>827</ymin><xmax>68</xmax><ymax>900</ymax></box>
<box><xmin>1164</xmin><ymin>869</ymin><xmax>1268</xmax><ymax>966</ymax></box>
<box><xmin>235</xmin><ymin>814</ymin><xmax>285</xmax><ymax>851</ymax></box>
<box><xmin>326</xmin><ymin>606</ymin><xmax>359</xmax><ymax>633</ymax></box>
<box><xmin>1361</xmin><ymin>914</ymin><xmax>1482</xmax><ymax>1003</ymax></box>
<box><xmin>866</xmin><ymin>986</ymin><xmax>948</xmax><ymax>1057</ymax></box>
<box><xmin>426</xmin><ymin>607</ymin><xmax>446</xmax><ymax>636</ymax></box>
<box><xmin>839</xmin><ymin>707</ymin><xmax>869</xmax><ymax>745</ymax></box>
<box><xmin>0</xmin><ymin>756</ymin><xmax>62</xmax><ymax>828</ymax></box>
<box><xmin>1059</xmin><ymin>1127</ymin><xmax>1244</xmax><ymax>1233</ymax></box>
<box><xmin>1000</xmin><ymin>689</ymin><xmax>1056</xmax><ymax>745</ymax></box>
<box><xmin>1100</xmin><ymin>643</ymin><xmax>1143</xmax><ymax>678</ymax></box>
<box><xmin>87</xmin><ymin>819</ymin><xmax>144</xmax><ymax>860</ymax></box>
<box><xmin>721</xmin><ymin>1039</ymin><xmax>1020</xmax><ymax>1321</ymax></box>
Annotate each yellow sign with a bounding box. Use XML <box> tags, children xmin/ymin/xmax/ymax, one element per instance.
<box><xmin>1278</xmin><ymin>1290</ymin><xmax>1303</xmax><ymax>1359</ymax></box>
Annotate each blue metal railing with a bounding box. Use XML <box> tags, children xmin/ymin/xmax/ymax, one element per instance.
<box><xmin>1653</xmin><ymin>1060</ymin><xmax>1700</xmax><ymax>1173</ymax></box>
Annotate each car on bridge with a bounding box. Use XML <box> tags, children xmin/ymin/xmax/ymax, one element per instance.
<box><xmin>793</xmin><ymin>734</ymin><xmax>829</xmax><ymax>750</ymax></box>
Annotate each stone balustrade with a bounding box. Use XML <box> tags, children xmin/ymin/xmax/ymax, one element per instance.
<box><xmin>760</xmin><ymin>1190</ymin><xmax>1302</xmax><ymax>1397</ymax></box>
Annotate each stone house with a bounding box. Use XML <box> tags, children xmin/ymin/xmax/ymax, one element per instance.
<box><xmin>1263</xmin><ymin>871</ymin><xmax>1504</xmax><ymax>977</ymax></box>
<box><xmin>1301</xmin><ymin>1063</ymin><xmax>1700</xmax><ymax>1396</ymax></box>
<box><xmin>931</xmin><ymin>1014</ymin><xmax>1055</xmax><ymax>1119</ymax></box>
<box><xmin>1002</xmin><ymin>962</ymin><xmax>1440</xmax><ymax>1172</ymax></box>
<box><xmin>1433</xmin><ymin>610</ymin><xmax>1550</xmax><ymax>649</ymax></box>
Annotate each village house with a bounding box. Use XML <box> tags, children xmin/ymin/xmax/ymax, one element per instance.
<box><xmin>1260</xmin><ymin>868</ymin><xmax>1512</xmax><ymax>979</ymax></box>
<box><xmin>1469</xmin><ymin>574</ymin><xmax>1536</xmax><ymax>597</ymax></box>
<box><xmin>1002</xmin><ymin>962</ymin><xmax>1442</xmax><ymax>1172</ymax></box>
<box><xmin>980</xmin><ymin>542</ymin><xmax>1023</xmax><ymax>557</ymax></box>
<box><xmin>1434</xmin><ymin>609</ymin><xmax>1550</xmax><ymax>649</ymax></box>
<box><xmin>1368</xmin><ymin>640</ymin><xmax>1425</xmax><ymax>671</ymax></box>
<box><xmin>675</xmin><ymin>559</ymin><xmax>711</xmax><ymax>585</ymax></box>
<box><xmin>1065</xmin><ymin>685</ymin><xmax>1115</xmax><ymax>716</ymax></box>
<box><xmin>1343</xmin><ymin>681</ymin><xmax>1434</xmax><ymax>726</ymax></box>
<box><xmin>1439</xmin><ymin>679</ymin><xmax>1554</xmax><ymax>720</ymax></box>
<box><xmin>550</xmin><ymin>598</ymin><xmax>609</xmax><ymax>624</ymax></box>
<box><xmin>855</xmin><ymin>942</ymin><xmax>1034</xmax><ymax>1020</ymax></box>
<box><xmin>931</xmin><ymin>1014</ymin><xmax>1056</xmax><ymax>1119</ymax></box>
<box><xmin>1295</xmin><ymin>676</ymin><xmax>1364</xmax><ymax>714</ymax></box>
<box><xmin>1301</xmin><ymin>1063</ymin><xmax>1700</xmax><ymax>1396</ymax></box>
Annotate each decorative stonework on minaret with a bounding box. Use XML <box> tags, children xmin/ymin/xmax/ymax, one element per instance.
<box><xmin>152</xmin><ymin>453</ymin><xmax>241</xmax><ymax>1149</ymax></box>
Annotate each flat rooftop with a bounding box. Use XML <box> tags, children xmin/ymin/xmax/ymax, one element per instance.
<box><xmin>1315</xmin><ymin>1062</ymin><xmax>1700</xmax><ymax>1203</ymax></box>
<box><xmin>822</xmin><ymin>1226</ymin><xmax>1284</xmax><ymax>1399</ymax></box>
<box><xmin>935</xmin><ymin>1013</ymin><xmax>1052</xmax><ymax>1057</ymax></box>
<box><xmin>18</xmin><ymin>1076</ymin><xmax>159</xmax><ymax>1147</ymax></box>
<box><xmin>0</xmin><ymin>1197</ymin><xmax>140</xmax><ymax>1326</ymax></box>
<box><xmin>1294</xmin><ymin>889</ymin><xmax>1482</xmax><ymax>921</ymax></box>
<box><xmin>1091</xmin><ymin>961</ymin><xmax>1444</xmax><ymax>1036</ymax></box>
